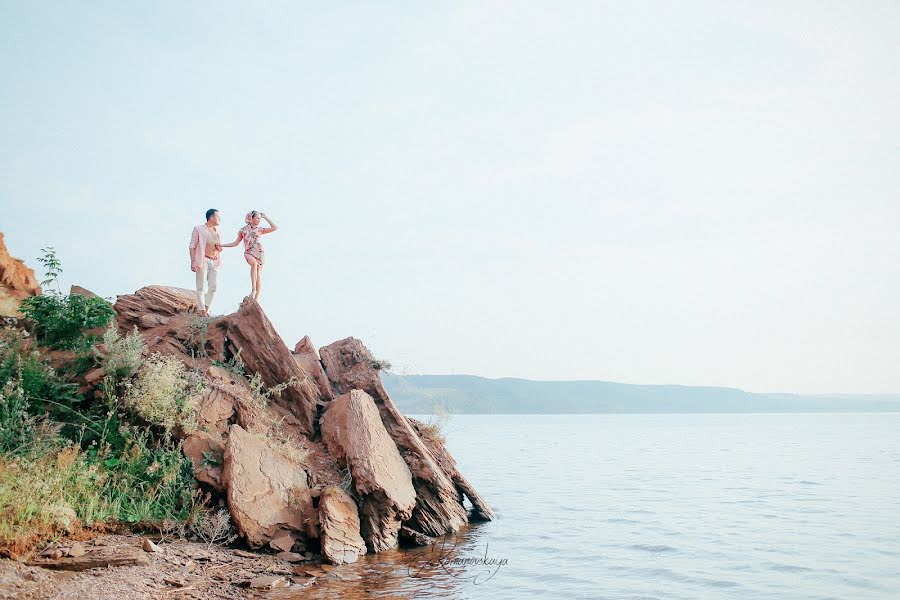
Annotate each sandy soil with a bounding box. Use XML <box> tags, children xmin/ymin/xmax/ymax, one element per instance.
<box><xmin>0</xmin><ymin>534</ymin><xmax>337</xmax><ymax>599</ymax></box>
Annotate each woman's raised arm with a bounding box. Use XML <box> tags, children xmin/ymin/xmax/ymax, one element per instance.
<box><xmin>259</xmin><ymin>212</ymin><xmax>278</xmax><ymax>234</ymax></box>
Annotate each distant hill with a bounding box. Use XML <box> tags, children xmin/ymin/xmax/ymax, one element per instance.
<box><xmin>380</xmin><ymin>372</ymin><xmax>900</xmax><ymax>414</ymax></box>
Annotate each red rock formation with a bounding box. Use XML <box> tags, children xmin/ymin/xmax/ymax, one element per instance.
<box><xmin>113</xmin><ymin>289</ymin><xmax>319</xmax><ymax>437</ymax></box>
<box><xmin>320</xmin><ymin>390</ymin><xmax>416</xmax><ymax>552</ymax></box>
<box><xmin>408</xmin><ymin>417</ymin><xmax>495</xmax><ymax>521</ymax></box>
<box><xmin>114</xmin><ymin>286</ymin><xmax>197</xmax><ymax>330</ymax></box>
<box><xmin>292</xmin><ymin>335</ymin><xmax>335</xmax><ymax>408</ymax></box>
<box><xmin>109</xmin><ymin>285</ymin><xmax>494</xmax><ymax>557</ymax></box>
<box><xmin>317</xmin><ymin>485</ymin><xmax>367</xmax><ymax>565</ymax></box>
<box><xmin>319</xmin><ymin>337</ymin><xmax>493</xmax><ymax>536</ymax></box>
<box><xmin>0</xmin><ymin>232</ymin><xmax>41</xmax><ymax>316</ymax></box>
<box><xmin>206</xmin><ymin>298</ymin><xmax>319</xmax><ymax>437</ymax></box>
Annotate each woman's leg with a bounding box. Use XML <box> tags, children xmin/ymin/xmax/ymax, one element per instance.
<box><xmin>254</xmin><ymin>262</ymin><xmax>263</xmax><ymax>299</ymax></box>
<box><xmin>245</xmin><ymin>254</ymin><xmax>260</xmax><ymax>297</ymax></box>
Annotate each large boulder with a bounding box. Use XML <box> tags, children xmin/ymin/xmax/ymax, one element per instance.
<box><xmin>317</xmin><ymin>485</ymin><xmax>367</xmax><ymax>565</ymax></box>
<box><xmin>114</xmin><ymin>285</ymin><xmax>196</xmax><ymax>330</ymax></box>
<box><xmin>222</xmin><ymin>425</ymin><xmax>316</xmax><ymax>551</ymax></box>
<box><xmin>113</xmin><ymin>286</ymin><xmax>200</xmax><ymax>357</ymax></box>
<box><xmin>320</xmin><ymin>389</ymin><xmax>416</xmax><ymax>552</ymax></box>
<box><xmin>0</xmin><ymin>232</ymin><xmax>41</xmax><ymax>317</ymax></box>
<box><xmin>319</xmin><ymin>337</ymin><xmax>490</xmax><ymax>536</ymax></box>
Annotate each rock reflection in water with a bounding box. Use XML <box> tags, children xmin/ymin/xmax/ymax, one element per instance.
<box><xmin>272</xmin><ymin>522</ymin><xmax>498</xmax><ymax>599</ymax></box>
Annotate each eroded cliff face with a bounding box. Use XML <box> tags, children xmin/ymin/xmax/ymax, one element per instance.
<box><xmin>111</xmin><ymin>285</ymin><xmax>494</xmax><ymax>565</ymax></box>
<box><xmin>0</xmin><ymin>233</ymin><xmax>41</xmax><ymax>317</ymax></box>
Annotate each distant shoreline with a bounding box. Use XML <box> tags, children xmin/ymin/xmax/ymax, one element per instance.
<box><xmin>405</xmin><ymin>411</ymin><xmax>900</xmax><ymax>415</ymax></box>
<box><xmin>384</xmin><ymin>372</ymin><xmax>900</xmax><ymax>415</ymax></box>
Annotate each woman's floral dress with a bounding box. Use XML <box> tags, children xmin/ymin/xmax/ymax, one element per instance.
<box><xmin>240</xmin><ymin>224</ymin><xmax>265</xmax><ymax>265</ymax></box>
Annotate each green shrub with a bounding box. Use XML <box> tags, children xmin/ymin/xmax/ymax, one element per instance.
<box><xmin>0</xmin><ymin>378</ymin><xmax>37</xmax><ymax>455</ymax></box>
<box><xmin>19</xmin><ymin>293</ymin><xmax>115</xmax><ymax>350</ymax></box>
<box><xmin>96</xmin><ymin>428</ymin><xmax>200</xmax><ymax>524</ymax></box>
<box><xmin>17</xmin><ymin>247</ymin><xmax>116</xmax><ymax>350</ymax></box>
<box><xmin>0</xmin><ymin>331</ymin><xmax>90</xmax><ymax>444</ymax></box>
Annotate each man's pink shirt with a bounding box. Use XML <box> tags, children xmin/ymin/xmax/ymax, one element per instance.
<box><xmin>189</xmin><ymin>225</ymin><xmax>222</xmax><ymax>270</ymax></box>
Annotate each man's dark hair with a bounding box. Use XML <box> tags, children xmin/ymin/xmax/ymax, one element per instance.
<box><xmin>205</xmin><ymin>208</ymin><xmax>218</xmax><ymax>221</ymax></box>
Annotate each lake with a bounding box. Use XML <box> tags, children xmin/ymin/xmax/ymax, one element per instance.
<box><xmin>277</xmin><ymin>413</ymin><xmax>900</xmax><ymax>599</ymax></box>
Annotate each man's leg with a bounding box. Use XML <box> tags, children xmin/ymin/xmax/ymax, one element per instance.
<box><xmin>205</xmin><ymin>260</ymin><xmax>218</xmax><ymax>313</ymax></box>
<box><xmin>195</xmin><ymin>259</ymin><xmax>208</xmax><ymax>313</ymax></box>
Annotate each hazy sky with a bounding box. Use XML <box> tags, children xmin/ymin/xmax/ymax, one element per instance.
<box><xmin>2</xmin><ymin>1</ymin><xmax>898</xmax><ymax>394</ymax></box>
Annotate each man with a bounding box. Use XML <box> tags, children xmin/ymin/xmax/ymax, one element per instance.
<box><xmin>189</xmin><ymin>208</ymin><xmax>222</xmax><ymax>316</ymax></box>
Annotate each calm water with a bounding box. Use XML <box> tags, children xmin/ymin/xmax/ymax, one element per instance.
<box><xmin>278</xmin><ymin>413</ymin><xmax>900</xmax><ymax>599</ymax></box>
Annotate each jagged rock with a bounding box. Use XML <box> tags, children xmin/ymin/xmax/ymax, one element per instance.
<box><xmin>399</xmin><ymin>525</ymin><xmax>434</xmax><ymax>547</ymax></box>
<box><xmin>222</xmin><ymin>425</ymin><xmax>315</xmax><ymax>551</ymax></box>
<box><xmin>183</xmin><ymin>430</ymin><xmax>226</xmax><ymax>492</ymax></box>
<box><xmin>317</xmin><ymin>485</ymin><xmax>367</xmax><ymax>565</ymax></box>
<box><xmin>292</xmin><ymin>335</ymin><xmax>335</xmax><ymax>406</ymax></box>
<box><xmin>107</xmin><ymin>284</ymin><xmax>491</xmax><ymax>561</ymax></box>
<box><xmin>320</xmin><ymin>390</ymin><xmax>416</xmax><ymax>552</ymax></box>
<box><xmin>111</xmin><ymin>287</ymin><xmax>202</xmax><ymax>358</ymax></box>
<box><xmin>205</xmin><ymin>298</ymin><xmax>319</xmax><ymax>437</ymax></box>
<box><xmin>114</xmin><ymin>286</ymin><xmax>197</xmax><ymax>331</ymax></box>
<box><xmin>408</xmin><ymin>417</ymin><xmax>496</xmax><ymax>521</ymax></box>
<box><xmin>69</xmin><ymin>285</ymin><xmax>98</xmax><ymax>298</ymax></box>
<box><xmin>0</xmin><ymin>232</ymin><xmax>41</xmax><ymax>317</ymax></box>
<box><xmin>319</xmin><ymin>337</ymin><xmax>489</xmax><ymax>536</ymax></box>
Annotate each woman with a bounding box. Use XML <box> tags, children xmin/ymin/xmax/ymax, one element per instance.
<box><xmin>220</xmin><ymin>211</ymin><xmax>278</xmax><ymax>300</ymax></box>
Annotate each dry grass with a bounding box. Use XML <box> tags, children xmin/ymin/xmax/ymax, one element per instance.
<box><xmin>190</xmin><ymin>508</ymin><xmax>237</xmax><ymax>549</ymax></box>
<box><xmin>96</xmin><ymin>325</ymin><xmax>145</xmax><ymax>380</ymax></box>
<box><xmin>418</xmin><ymin>405</ymin><xmax>451</xmax><ymax>445</ymax></box>
<box><xmin>122</xmin><ymin>354</ymin><xmax>205</xmax><ymax>433</ymax></box>
<box><xmin>0</xmin><ymin>446</ymin><xmax>108</xmax><ymax>556</ymax></box>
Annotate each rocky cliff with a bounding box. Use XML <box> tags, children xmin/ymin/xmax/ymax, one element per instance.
<box><xmin>110</xmin><ymin>285</ymin><xmax>494</xmax><ymax>565</ymax></box>
<box><xmin>0</xmin><ymin>233</ymin><xmax>41</xmax><ymax>317</ymax></box>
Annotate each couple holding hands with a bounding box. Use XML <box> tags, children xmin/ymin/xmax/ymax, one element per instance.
<box><xmin>189</xmin><ymin>208</ymin><xmax>277</xmax><ymax>316</ymax></box>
